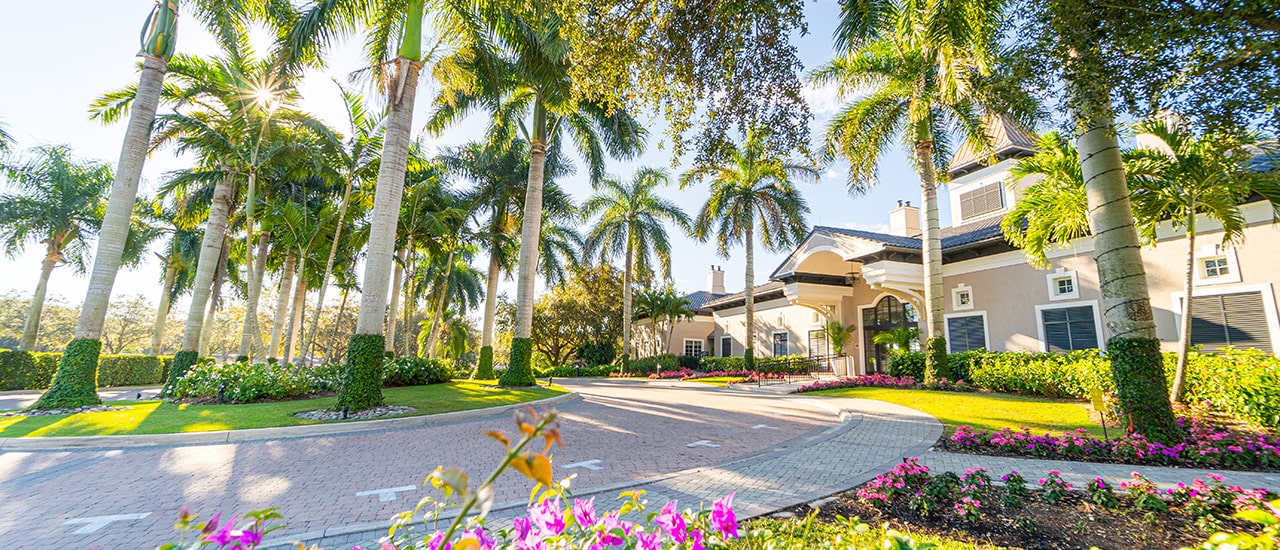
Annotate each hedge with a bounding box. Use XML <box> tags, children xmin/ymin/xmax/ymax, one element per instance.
<box><xmin>535</xmin><ymin>364</ymin><xmax>615</xmax><ymax>378</ymax></box>
<box><xmin>700</xmin><ymin>356</ymin><xmax>746</xmax><ymax>371</ymax></box>
<box><xmin>878</xmin><ymin>347</ymin><xmax>1280</xmax><ymax>430</ymax></box>
<box><xmin>625</xmin><ymin>354</ymin><xmax>678</xmax><ymax>374</ymax></box>
<box><xmin>0</xmin><ymin>350</ymin><xmax>176</xmax><ymax>391</ymax></box>
<box><xmin>383</xmin><ymin>357</ymin><xmax>455</xmax><ymax>387</ymax></box>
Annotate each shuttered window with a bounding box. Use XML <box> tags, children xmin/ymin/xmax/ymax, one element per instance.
<box><xmin>1040</xmin><ymin>306</ymin><xmax>1098</xmax><ymax>351</ymax></box>
<box><xmin>959</xmin><ymin>183</ymin><xmax>1004</xmax><ymax>220</ymax></box>
<box><xmin>1188</xmin><ymin>292</ymin><xmax>1273</xmax><ymax>353</ymax></box>
<box><xmin>947</xmin><ymin>315</ymin><xmax>987</xmax><ymax>352</ymax></box>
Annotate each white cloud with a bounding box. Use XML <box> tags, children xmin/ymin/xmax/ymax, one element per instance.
<box><xmin>802</xmin><ymin>81</ymin><xmax>844</xmax><ymax>117</ymax></box>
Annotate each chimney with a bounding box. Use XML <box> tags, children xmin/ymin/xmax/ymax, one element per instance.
<box><xmin>889</xmin><ymin>200</ymin><xmax>921</xmax><ymax>237</ymax></box>
<box><xmin>708</xmin><ymin>265</ymin><xmax>726</xmax><ymax>295</ymax></box>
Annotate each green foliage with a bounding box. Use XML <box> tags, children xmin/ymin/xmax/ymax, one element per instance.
<box><xmin>475</xmin><ymin>346</ymin><xmax>495</xmax><ymax>379</ymax></box>
<box><xmin>517</xmin><ymin>266</ymin><xmax>624</xmax><ymax>366</ymax></box>
<box><xmin>676</xmin><ymin>354</ymin><xmax>701</xmax><ymax>369</ymax></box>
<box><xmin>534</xmin><ymin>364</ymin><xmax>615</xmax><ymax>378</ymax></box>
<box><xmin>963</xmin><ymin>349</ymin><xmax>1112</xmax><ymax>398</ymax></box>
<box><xmin>0</xmin><ymin>351</ymin><xmax>173</xmax><ymax>390</ymax></box>
<box><xmin>96</xmin><ymin>355</ymin><xmax>165</xmax><ymax>387</ymax></box>
<box><xmin>743</xmin><ymin>347</ymin><xmax>755</xmax><ymax>371</ymax></box>
<box><xmin>164</xmin><ymin>351</ymin><xmax>201</xmax><ymax>396</ymax></box>
<box><xmin>574</xmin><ymin>340</ymin><xmax>617</xmax><ymax>366</ymax></box>
<box><xmin>1193</xmin><ymin>499</ymin><xmax>1280</xmax><ymax>550</ymax></box>
<box><xmin>701</xmin><ymin>356</ymin><xmax>746</xmax><ymax>371</ymax></box>
<box><xmin>382</xmin><ymin>357</ymin><xmax>455</xmax><ymax>387</ymax></box>
<box><xmin>821</xmin><ymin>320</ymin><xmax>856</xmax><ymax>356</ymax></box>
<box><xmin>168</xmin><ymin>362</ymin><xmax>327</xmax><ymax>403</ymax></box>
<box><xmin>0</xmin><ymin>350</ymin><xmax>56</xmax><ymax>391</ymax></box>
<box><xmin>1180</xmin><ymin>348</ymin><xmax>1280</xmax><ymax>430</ymax></box>
<box><xmin>337</xmin><ymin>334</ymin><xmax>385</xmax><ymax>411</ymax></box>
<box><xmin>625</xmin><ymin>354</ymin><xmax>678</xmax><ymax>374</ymax></box>
<box><xmin>887</xmin><ymin>351</ymin><xmax>926</xmax><ymax>380</ymax></box>
<box><xmin>924</xmin><ymin>337</ymin><xmax>950</xmax><ymax>383</ymax></box>
<box><xmin>29</xmin><ymin>339</ymin><xmax>102</xmax><ymax>410</ymax></box>
<box><xmin>501</xmin><ymin>338</ymin><xmax>537</xmax><ymax>387</ymax></box>
<box><xmin>1108</xmin><ymin>336</ymin><xmax>1181</xmax><ymax>443</ymax></box>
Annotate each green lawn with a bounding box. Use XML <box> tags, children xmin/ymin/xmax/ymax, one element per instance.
<box><xmin>0</xmin><ymin>380</ymin><xmax>565</xmax><ymax>438</ymax></box>
<box><xmin>807</xmin><ymin>387</ymin><xmax>1106</xmax><ymax>437</ymax></box>
<box><xmin>685</xmin><ymin>376</ymin><xmax>747</xmax><ymax>387</ymax></box>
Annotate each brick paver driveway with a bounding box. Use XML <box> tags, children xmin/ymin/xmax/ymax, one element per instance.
<box><xmin>0</xmin><ymin>378</ymin><xmax>918</xmax><ymax>549</ymax></box>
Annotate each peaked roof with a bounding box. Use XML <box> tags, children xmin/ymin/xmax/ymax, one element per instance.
<box><xmin>947</xmin><ymin>116</ymin><xmax>1038</xmax><ymax>176</ymax></box>
<box><xmin>809</xmin><ymin>216</ymin><xmax>1006</xmax><ymax>254</ymax></box>
<box><xmin>701</xmin><ymin>281</ymin><xmax>786</xmax><ymax>309</ymax></box>
<box><xmin>684</xmin><ymin>290</ymin><xmax>725</xmax><ymax>310</ymax></box>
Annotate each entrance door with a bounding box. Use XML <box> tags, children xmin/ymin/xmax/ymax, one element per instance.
<box><xmin>808</xmin><ymin>329</ymin><xmax>831</xmax><ymax>372</ymax></box>
<box><xmin>862</xmin><ymin>296</ymin><xmax>918</xmax><ymax>373</ymax></box>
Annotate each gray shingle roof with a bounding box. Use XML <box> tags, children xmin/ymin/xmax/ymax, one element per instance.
<box><xmin>684</xmin><ymin>290</ymin><xmax>725</xmax><ymax>310</ymax></box>
<box><xmin>701</xmin><ymin>281</ymin><xmax>786</xmax><ymax>309</ymax></box>
<box><xmin>812</xmin><ymin>216</ymin><xmax>1006</xmax><ymax>253</ymax></box>
<box><xmin>947</xmin><ymin>116</ymin><xmax>1038</xmax><ymax>175</ymax></box>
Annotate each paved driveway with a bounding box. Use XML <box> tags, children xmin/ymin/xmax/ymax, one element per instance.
<box><xmin>0</xmin><ymin>379</ymin><xmax>863</xmax><ymax>549</ymax></box>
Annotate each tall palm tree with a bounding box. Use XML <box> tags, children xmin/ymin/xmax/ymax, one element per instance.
<box><xmin>427</xmin><ymin>3</ymin><xmax>646</xmax><ymax>386</ymax></box>
<box><xmin>582</xmin><ymin>168</ymin><xmax>691</xmax><ymax>362</ymax></box>
<box><xmin>681</xmin><ymin>129</ymin><xmax>816</xmax><ymax>369</ymax></box>
<box><xmin>137</xmin><ymin>197</ymin><xmax>203</xmax><ymax>354</ymax></box>
<box><xmin>814</xmin><ymin>0</ymin><xmax>1029</xmax><ymax>382</ymax></box>
<box><xmin>0</xmin><ymin>146</ymin><xmax>112</xmax><ymax>351</ymax></box>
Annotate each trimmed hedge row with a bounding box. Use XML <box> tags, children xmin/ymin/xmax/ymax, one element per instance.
<box><xmin>0</xmin><ymin>350</ymin><xmax>177</xmax><ymax>391</ymax></box>
<box><xmin>169</xmin><ymin>356</ymin><xmax>457</xmax><ymax>403</ymax></box>
<box><xmin>625</xmin><ymin>354</ymin><xmax>678</xmax><ymax>374</ymax></box>
<box><xmin>883</xmin><ymin>348</ymin><xmax>1280</xmax><ymax>429</ymax></box>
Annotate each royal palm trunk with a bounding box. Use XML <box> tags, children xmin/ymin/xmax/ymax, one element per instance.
<box><xmin>743</xmin><ymin>215</ymin><xmax>755</xmax><ymax>370</ymax></box>
<box><xmin>386</xmin><ymin>247</ymin><xmax>406</xmax><ymax>354</ymax></box>
<box><xmin>285</xmin><ymin>271</ymin><xmax>306</xmax><ymax>364</ymax></box>
<box><xmin>622</xmin><ymin>235</ymin><xmax>634</xmax><ymax>361</ymax></box>
<box><xmin>914</xmin><ymin>139</ymin><xmax>948</xmax><ymax>382</ymax></box>
<box><xmin>337</xmin><ymin>37</ymin><xmax>424</xmax><ymax>409</ymax></box>
<box><xmin>269</xmin><ymin>250</ymin><xmax>296</xmax><ymax>359</ymax></box>
<box><xmin>151</xmin><ymin>262</ymin><xmax>179</xmax><ymax>354</ymax></box>
<box><xmin>477</xmin><ymin>250</ymin><xmax>501</xmax><ymax>378</ymax></box>
<box><xmin>238</xmin><ymin>230</ymin><xmax>270</xmax><ymax>359</ymax></box>
<box><xmin>1077</xmin><ymin>110</ymin><xmax>1178</xmax><ymax>441</ymax></box>
<box><xmin>502</xmin><ymin>104</ymin><xmax>548</xmax><ymax>387</ymax></box>
<box><xmin>302</xmin><ymin>176</ymin><xmax>356</xmax><ymax>361</ymax></box>
<box><xmin>1171</xmin><ymin>201</ymin><xmax>1197</xmax><ymax>402</ymax></box>
<box><xmin>20</xmin><ymin>246</ymin><xmax>61</xmax><ymax>351</ymax></box>
<box><xmin>423</xmin><ymin>245</ymin><xmax>457</xmax><ymax>358</ymax></box>
<box><xmin>200</xmin><ymin>250</ymin><xmax>227</xmax><ymax>356</ymax></box>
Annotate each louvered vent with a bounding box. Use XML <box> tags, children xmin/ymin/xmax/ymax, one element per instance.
<box><xmin>1189</xmin><ymin>292</ymin><xmax>1272</xmax><ymax>353</ymax></box>
<box><xmin>959</xmin><ymin>183</ymin><xmax>1004</xmax><ymax>220</ymax></box>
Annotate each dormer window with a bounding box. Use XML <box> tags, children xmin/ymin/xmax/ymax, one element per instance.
<box><xmin>1203</xmin><ymin>256</ymin><xmax>1230</xmax><ymax>278</ymax></box>
<box><xmin>958</xmin><ymin>183</ymin><xmax>1004</xmax><ymax>220</ymax></box>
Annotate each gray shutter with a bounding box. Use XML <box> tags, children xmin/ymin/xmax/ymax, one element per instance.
<box><xmin>1190</xmin><ymin>292</ymin><xmax>1272</xmax><ymax>353</ymax></box>
<box><xmin>959</xmin><ymin>184</ymin><xmax>1005</xmax><ymax>220</ymax></box>
<box><xmin>947</xmin><ymin>315</ymin><xmax>987</xmax><ymax>352</ymax></box>
<box><xmin>1041</xmin><ymin>306</ymin><xmax>1097</xmax><ymax>351</ymax></box>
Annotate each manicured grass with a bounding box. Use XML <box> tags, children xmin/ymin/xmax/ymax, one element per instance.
<box><xmin>732</xmin><ymin>518</ymin><xmax>992</xmax><ymax>550</ymax></box>
<box><xmin>807</xmin><ymin>387</ymin><xmax>1106</xmax><ymax>437</ymax></box>
<box><xmin>0</xmin><ymin>380</ymin><xmax>565</xmax><ymax>438</ymax></box>
<box><xmin>685</xmin><ymin>376</ymin><xmax>746</xmax><ymax>387</ymax></box>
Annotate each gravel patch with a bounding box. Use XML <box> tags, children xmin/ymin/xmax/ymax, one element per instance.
<box><xmin>293</xmin><ymin>405</ymin><xmax>416</xmax><ymax>421</ymax></box>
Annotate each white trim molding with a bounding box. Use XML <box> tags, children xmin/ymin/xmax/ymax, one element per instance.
<box><xmin>951</xmin><ymin>283</ymin><xmax>974</xmax><ymax>311</ymax></box>
<box><xmin>1169</xmin><ymin>283</ymin><xmax>1280</xmax><ymax>352</ymax></box>
<box><xmin>943</xmin><ymin>310</ymin><xmax>990</xmax><ymax>352</ymax></box>
<box><xmin>1046</xmin><ymin>267</ymin><xmax>1080</xmax><ymax>301</ymax></box>
<box><xmin>1034</xmin><ymin>300</ymin><xmax>1105</xmax><ymax>352</ymax></box>
<box><xmin>1193</xmin><ymin>243</ymin><xmax>1242</xmax><ymax>286</ymax></box>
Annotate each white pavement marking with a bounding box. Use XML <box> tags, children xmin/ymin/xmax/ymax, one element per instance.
<box><xmin>65</xmin><ymin>513</ymin><xmax>150</xmax><ymax>534</ymax></box>
<box><xmin>563</xmin><ymin>460</ymin><xmax>604</xmax><ymax>471</ymax></box>
<box><xmin>752</xmin><ymin>424</ymin><xmax>779</xmax><ymax>430</ymax></box>
<box><xmin>356</xmin><ymin>485</ymin><xmax>416</xmax><ymax>502</ymax></box>
<box><xmin>687</xmin><ymin>440</ymin><xmax>721</xmax><ymax>448</ymax></box>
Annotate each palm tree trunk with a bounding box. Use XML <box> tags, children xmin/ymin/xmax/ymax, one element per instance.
<box><xmin>1171</xmin><ymin>202</ymin><xmax>1196</xmax><ymax>402</ymax></box>
<box><xmin>914</xmin><ymin>139</ymin><xmax>947</xmax><ymax>382</ymax></box>
<box><xmin>477</xmin><ymin>249</ymin><xmax>501</xmax><ymax>377</ymax></box>
<box><xmin>285</xmin><ymin>270</ymin><xmax>307</xmax><ymax>364</ymax></box>
<box><xmin>328</xmin><ymin>286</ymin><xmax>350</xmax><ymax>360</ymax></box>
<box><xmin>269</xmin><ymin>250</ymin><xmax>296</xmax><ymax>359</ymax></box>
<box><xmin>338</xmin><ymin>4</ymin><xmax>424</xmax><ymax>408</ymax></box>
<box><xmin>503</xmin><ymin>104</ymin><xmax>548</xmax><ymax>386</ymax></box>
<box><xmin>622</xmin><ymin>234</ymin><xmax>634</xmax><ymax>361</ymax></box>
<box><xmin>744</xmin><ymin>218</ymin><xmax>755</xmax><ymax>369</ymax></box>
<box><xmin>238</xmin><ymin>230</ymin><xmax>270</xmax><ymax>359</ymax></box>
<box><xmin>199</xmin><ymin>248</ymin><xmax>227</xmax><ymax>357</ymax></box>
<box><xmin>151</xmin><ymin>262</ymin><xmax>178</xmax><ymax>354</ymax></box>
<box><xmin>1077</xmin><ymin>108</ymin><xmax>1178</xmax><ymax>441</ymax></box>
<box><xmin>402</xmin><ymin>251</ymin><xmax>415</xmax><ymax>357</ymax></box>
<box><xmin>31</xmin><ymin>55</ymin><xmax>169</xmax><ymax>410</ymax></box>
<box><xmin>387</xmin><ymin>247</ymin><xmax>406</xmax><ymax>354</ymax></box>
<box><xmin>302</xmin><ymin>176</ymin><xmax>355</xmax><ymax>361</ymax></box>
<box><xmin>20</xmin><ymin>247</ymin><xmax>60</xmax><ymax>351</ymax></box>
<box><xmin>424</xmin><ymin>245</ymin><xmax>457</xmax><ymax>358</ymax></box>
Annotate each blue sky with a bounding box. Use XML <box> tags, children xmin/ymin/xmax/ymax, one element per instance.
<box><xmin>0</xmin><ymin>1</ymin><xmax>943</xmax><ymax>312</ymax></box>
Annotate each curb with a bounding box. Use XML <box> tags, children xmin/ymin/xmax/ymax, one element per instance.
<box><xmin>0</xmin><ymin>392</ymin><xmax>580</xmax><ymax>451</ymax></box>
<box><xmin>259</xmin><ymin>394</ymin><xmax>868</xmax><ymax>549</ymax></box>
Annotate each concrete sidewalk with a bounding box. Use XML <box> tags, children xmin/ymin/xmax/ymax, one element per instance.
<box><xmin>0</xmin><ymin>385</ymin><xmax>162</xmax><ymax>411</ymax></box>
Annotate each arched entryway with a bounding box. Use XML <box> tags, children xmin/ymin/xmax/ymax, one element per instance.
<box><xmin>861</xmin><ymin>295</ymin><xmax>918</xmax><ymax>373</ymax></box>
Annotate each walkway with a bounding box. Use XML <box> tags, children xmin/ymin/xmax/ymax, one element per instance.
<box><xmin>0</xmin><ymin>386</ymin><xmax>162</xmax><ymax>411</ymax></box>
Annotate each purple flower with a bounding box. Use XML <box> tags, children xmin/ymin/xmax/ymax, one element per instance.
<box><xmin>203</xmin><ymin>516</ymin><xmax>238</xmax><ymax>546</ymax></box>
<box><xmin>656</xmin><ymin>501</ymin><xmax>687</xmax><ymax>542</ymax></box>
<box><xmin>572</xmin><ymin>497</ymin><xmax>597</xmax><ymax>527</ymax></box>
<box><xmin>596</xmin><ymin>512</ymin><xmax>630</xmax><ymax>547</ymax></box>
<box><xmin>460</xmin><ymin>527</ymin><xmax>495</xmax><ymax>550</ymax></box>
<box><xmin>202</xmin><ymin>512</ymin><xmax>223</xmax><ymax>536</ymax></box>
<box><xmin>711</xmin><ymin>492</ymin><xmax>738</xmax><ymax>539</ymax></box>
<box><xmin>637</xmin><ymin>532</ymin><xmax>661</xmax><ymax>550</ymax></box>
<box><xmin>689</xmin><ymin>528</ymin><xmax>707</xmax><ymax>550</ymax></box>
<box><xmin>529</xmin><ymin>499</ymin><xmax>565</xmax><ymax>535</ymax></box>
<box><xmin>237</xmin><ymin>528</ymin><xmax>263</xmax><ymax>547</ymax></box>
<box><xmin>426</xmin><ymin>531</ymin><xmax>451</xmax><ymax>550</ymax></box>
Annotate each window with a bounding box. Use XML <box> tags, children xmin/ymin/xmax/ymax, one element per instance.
<box><xmin>952</xmin><ymin>284</ymin><xmax>974</xmax><ymax>311</ymax></box>
<box><xmin>1046</xmin><ymin>268</ymin><xmax>1080</xmax><ymax>301</ymax></box>
<box><xmin>683</xmin><ymin>339</ymin><xmax>703</xmax><ymax>357</ymax></box>
<box><xmin>772</xmin><ymin>332</ymin><xmax>789</xmax><ymax>356</ymax></box>
<box><xmin>1187</xmin><ymin>291</ymin><xmax>1272</xmax><ymax>353</ymax></box>
<box><xmin>1203</xmin><ymin>257</ymin><xmax>1230</xmax><ymax>278</ymax></box>
<box><xmin>1039</xmin><ymin>304</ymin><xmax>1100</xmax><ymax>351</ymax></box>
<box><xmin>946</xmin><ymin>314</ymin><xmax>987</xmax><ymax>352</ymax></box>
<box><xmin>959</xmin><ymin>183</ymin><xmax>1004</xmax><ymax>220</ymax></box>
<box><xmin>720</xmin><ymin>336</ymin><xmax>733</xmax><ymax>357</ymax></box>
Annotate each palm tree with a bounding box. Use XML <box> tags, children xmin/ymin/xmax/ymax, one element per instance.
<box><xmin>582</xmin><ymin>168</ymin><xmax>691</xmax><ymax>362</ymax></box>
<box><xmin>872</xmin><ymin>326</ymin><xmax>921</xmax><ymax>355</ymax></box>
<box><xmin>814</xmin><ymin>0</ymin><xmax>1030</xmax><ymax>383</ymax></box>
<box><xmin>681</xmin><ymin>129</ymin><xmax>816</xmax><ymax>369</ymax></box>
<box><xmin>0</xmin><ymin>146</ymin><xmax>112</xmax><ymax>351</ymax></box>
<box><xmin>0</xmin><ymin>118</ymin><xmax>13</xmax><ymax>152</ymax></box>
<box><xmin>821</xmin><ymin>320</ymin><xmax>856</xmax><ymax>357</ymax></box>
<box><xmin>1000</xmin><ymin>132</ymin><xmax>1096</xmax><ymax>269</ymax></box>
<box><xmin>137</xmin><ymin>198</ymin><xmax>202</xmax><ymax>354</ymax></box>
<box><xmin>426</xmin><ymin>3</ymin><xmax>646</xmax><ymax>386</ymax></box>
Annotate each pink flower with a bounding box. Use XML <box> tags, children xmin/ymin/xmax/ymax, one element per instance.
<box><xmin>459</xmin><ymin>527</ymin><xmax>495</xmax><ymax>550</ymax></box>
<box><xmin>426</xmin><ymin>531</ymin><xmax>451</xmax><ymax>550</ymax></box>
<box><xmin>637</xmin><ymin>532</ymin><xmax>661</xmax><ymax>550</ymax></box>
<box><xmin>711</xmin><ymin>493</ymin><xmax>738</xmax><ymax>539</ymax></box>
<box><xmin>529</xmin><ymin>499</ymin><xmax>565</xmax><ymax>535</ymax></box>
<box><xmin>203</xmin><ymin>515</ymin><xmax>238</xmax><ymax>546</ymax></box>
<box><xmin>656</xmin><ymin>501</ymin><xmax>687</xmax><ymax>542</ymax></box>
<box><xmin>572</xmin><ymin>497</ymin><xmax>597</xmax><ymax>527</ymax></box>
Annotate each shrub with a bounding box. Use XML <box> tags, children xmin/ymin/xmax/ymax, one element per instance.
<box><xmin>536</xmin><ymin>364</ymin><xmax>615</xmax><ymax>378</ymax></box>
<box><xmin>626</xmin><ymin>354</ymin><xmax>678</xmax><ymax>374</ymax></box>
<box><xmin>0</xmin><ymin>349</ymin><xmax>58</xmax><ymax>390</ymax></box>
<box><xmin>500</xmin><ymin>337</ymin><xmax>537</xmax><ymax>387</ymax></box>
<box><xmin>336</xmin><ymin>334</ymin><xmax>386</xmax><ymax>410</ymax></box>
<box><xmin>677</xmin><ymin>354</ymin><xmax>701</xmax><ymax>369</ymax></box>
<box><xmin>382</xmin><ymin>357</ymin><xmax>455</xmax><ymax>387</ymax></box>
<box><xmin>168</xmin><ymin>362</ymin><xmax>321</xmax><ymax>403</ymax></box>
<box><xmin>1</xmin><ymin>351</ymin><xmax>170</xmax><ymax>390</ymax></box>
<box><xmin>886</xmin><ymin>351</ymin><xmax>925</xmax><ymax>379</ymax></box>
<box><xmin>924</xmin><ymin>336</ymin><xmax>950</xmax><ymax>382</ymax></box>
<box><xmin>97</xmin><ymin>355</ymin><xmax>165</xmax><ymax>387</ymax></box>
<box><xmin>574</xmin><ymin>340</ymin><xmax>617</xmax><ymax>366</ymax></box>
<box><xmin>701</xmin><ymin>356</ymin><xmax>745</xmax><ymax>371</ymax></box>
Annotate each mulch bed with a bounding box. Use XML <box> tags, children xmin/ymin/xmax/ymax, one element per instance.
<box><xmin>778</xmin><ymin>490</ymin><xmax>1254</xmax><ymax>549</ymax></box>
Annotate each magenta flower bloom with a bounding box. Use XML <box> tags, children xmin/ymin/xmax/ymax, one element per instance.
<box><xmin>596</xmin><ymin>512</ymin><xmax>630</xmax><ymax>547</ymax></box>
<box><xmin>638</xmin><ymin>532</ymin><xmax>661</xmax><ymax>550</ymax></box>
<box><xmin>689</xmin><ymin>528</ymin><xmax>707</xmax><ymax>550</ymax></box>
<box><xmin>426</xmin><ymin>531</ymin><xmax>452</xmax><ymax>550</ymax></box>
<box><xmin>459</xmin><ymin>527</ymin><xmax>494</xmax><ymax>550</ymax></box>
<box><xmin>237</xmin><ymin>528</ymin><xmax>263</xmax><ymax>547</ymax></box>
<box><xmin>572</xmin><ymin>497</ymin><xmax>597</xmax><ymax>527</ymax></box>
<box><xmin>202</xmin><ymin>512</ymin><xmax>223</xmax><ymax>536</ymax></box>
<box><xmin>529</xmin><ymin>499</ymin><xmax>566</xmax><ymax>535</ymax></box>
<box><xmin>203</xmin><ymin>516</ymin><xmax>237</xmax><ymax>546</ymax></box>
<box><xmin>711</xmin><ymin>492</ymin><xmax>738</xmax><ymax>539</ymax></box>
<box><xmin>656</xmin><ymin>501</ymin><xmax>687</xmax><ymax>542</ymax></box>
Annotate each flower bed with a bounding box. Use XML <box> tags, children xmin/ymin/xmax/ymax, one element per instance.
<box><xmin>947</xmin><ymin>413</ymin><xmax>1280</xmax><ymax>471</ymax></box>
<box><xmin>648</xmin><ymin>367</ymin><xmax>695</xmax><ymax>379</ymax></box>
<box><xmin>796</xmin><ymin>373</ymin><xmax>973</xmax><ymax>393</ymax></box>
<box><xmin>785</xmin><ymin>458</ymin><xmax>1275</xmax><ymax>549</ymax></box>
